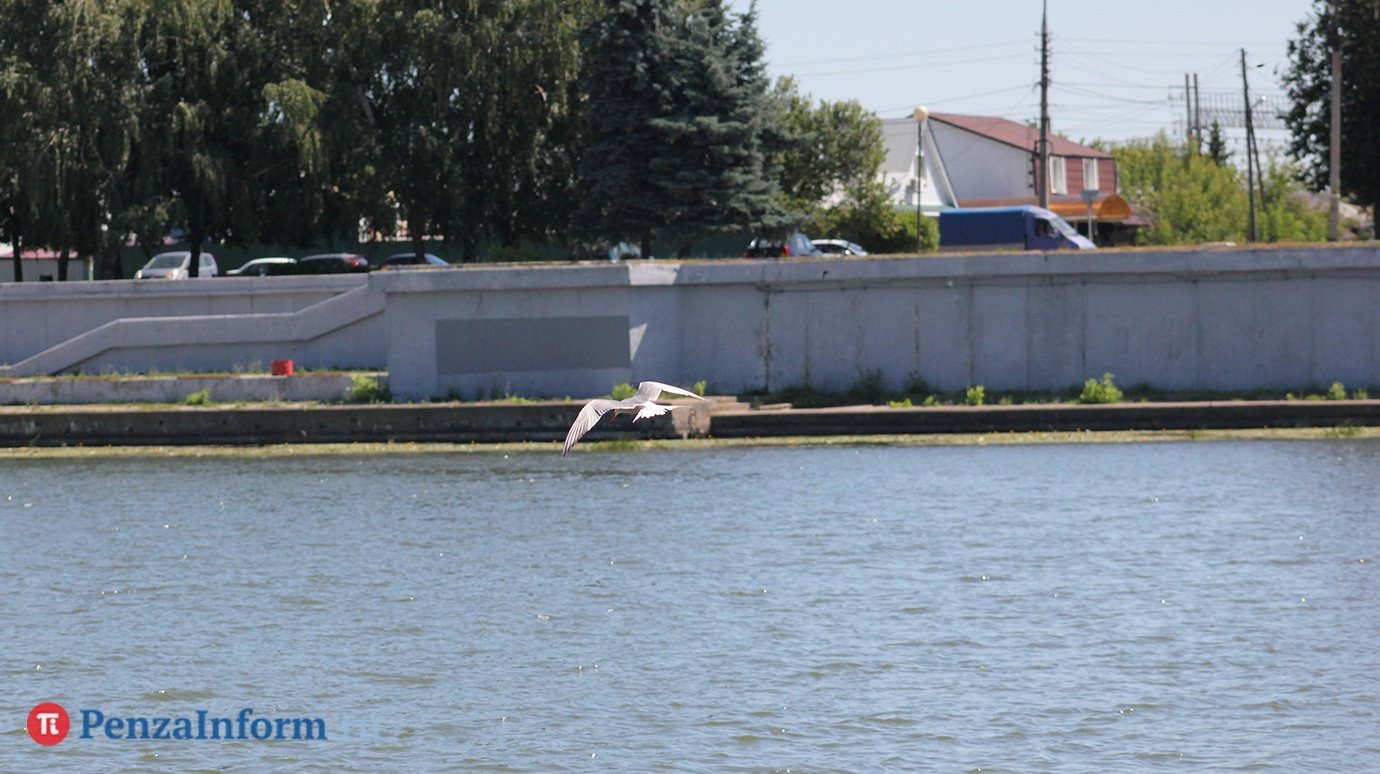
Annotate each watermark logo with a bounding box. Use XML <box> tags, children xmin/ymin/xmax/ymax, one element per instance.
<box><xmin>25</xmin><ymin>703</ymin><xmax>377</xmax><ymax>744</ymax></box>
<box><xmin>27</xmin><ymin>702</ymin><xmax>70</xmax><ymax>746</ymax></box>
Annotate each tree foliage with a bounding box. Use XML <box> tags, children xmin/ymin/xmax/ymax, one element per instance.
<box><xmin>1283</xmin><ymin>0</ymin><xmax>1380</xmax><ymax>212</ymax></box>
<box><xmin>769</xmin><ymin>77</ymin><xmax>930</xmax><ymax>253</ymax></box>
<box><xmin>1113</xmin><ymin>132</ymin><xmax>1325</xmax><ymax>245</ymax></box>
<box><xmin>573</xmin><ymin>0</ymin><xmax>787</xmax><ymax>257</ymax></box>
<box><xmin>0</xmin><ymin>0</ymin><xmax>915</xmax><ymax>276</ymax></box>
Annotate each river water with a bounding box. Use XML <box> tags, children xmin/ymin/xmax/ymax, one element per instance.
<box><xmin>2</xmin><ymin>439</ymin><xmax>1377</xmax><ymax>771</ymax></box>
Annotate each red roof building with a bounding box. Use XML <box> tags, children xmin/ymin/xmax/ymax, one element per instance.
<box><xmin>921</xmin><ymin>112</ymin><xmax>1142</xmax><ymax>244</ymax></box>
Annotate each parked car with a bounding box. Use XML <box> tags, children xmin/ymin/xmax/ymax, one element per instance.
<box><xmin>297</xmin><ymin>253</ymin><xmax>370</xmax><ymax>274</ymax></box>
<box><xmin>812</xmin><ymin>239</ymin><xmax>868</xmax><ymax>256</ymax></box>
<box><xmin>745</xmin><ymin>232</ymin><xmax>822</xmax><ymax>258</ymax></box>
<box><xmin>225</xmin><ymin>257</ymin><xmax>299</xmax><ymax>277</ymax></box>
<box><xmin>378</xmin><ymin>252</ymin><xmax>449</xmax><ymax>270</ymax></box>
<box><xmin>938</xmin><ymin>206</ymin><xmax>1094</xmax><ymax>252</ymax></box>
<box><xmin>134</xmin><ymin>251</ymin><xmax>219</xmax><ymax>279</ymax></box>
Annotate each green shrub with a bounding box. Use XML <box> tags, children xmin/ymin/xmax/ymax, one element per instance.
<box><xmin>183</xmin><ymin>388</ymin><xmax>213</xmax><ymax>406</ymax></box>
<box><xmin>1079</xmin><ymin>373</ymin><xmax>1124</xmax><ymax>404</ymax></box>
<box><xmin>1326</xmin><ymin>381</ymin><xmax>1347</xmax><ymax>400</ymax></box>
<box><xmin>965</xmin><ymin>385</ymin><xmax>986</xmax><ymax>406</ymax></box>
<box><xmin>609</xmin><ymin>382</ymin><xmax>637</xmax><ymax>400</ymax></box>
<box><xmin>1353</xmin><ymin>387</ymin><xmax>1370</xmax><ymax>400</ymax></box>
<box><xmin>905</xmin><ymin>375</ymin><xmax>933</xmax><ymax>395</ymax></box>
<box><xmin>922</xmin><ymin>395</ymin><xmax>940</xmax><ymax>407</ymax></box>
<box><xmin>692</xmin><ymin>379</ymin><xmax>708</xmax><ymax>396</ymax></box>
<box><xmin>888</xmin><ymin>398</ymin><xmax>913</xmax><ymax>408</ymax></box>
<box><xmin>848</xmin><ymin>371</ymin><xmax>887</xmax><ymax>404</ymax></box>
<box><xmin>345</xmin><ymin>375</ymin><xmax>391</xmax><ymax>403</ymax></box>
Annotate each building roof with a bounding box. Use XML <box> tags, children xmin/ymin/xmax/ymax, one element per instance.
<box><xmin>929</xmin><ymin>112</ymin><xmax>1113</xmax><ymax>160</ymax></box>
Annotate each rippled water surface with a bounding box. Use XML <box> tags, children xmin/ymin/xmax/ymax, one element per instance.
<box><xmin>3</xmin><ymin>440</ymin><xmax>1379</xmax><ymax>771</ymax></box>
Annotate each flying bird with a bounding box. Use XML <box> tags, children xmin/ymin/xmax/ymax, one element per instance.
<box><xmin>562</xmin><ymin>381</ymin><xmax>708</xmax><ymax>456</ymax></box>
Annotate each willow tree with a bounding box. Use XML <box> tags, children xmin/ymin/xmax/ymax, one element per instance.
<box><xmin>0</xmin><ymin>0</ymin><xmax>51</xmax><ymax>281</ymax></box>
<box><xmin>459</xmin><ymin>0</ymin><xmax>594</xmax><ymax>257</ymax></box>
<box><xmin>130</xmin><ymin>0</ymin><xmax>324</xmax><ymax>275</ymax></box>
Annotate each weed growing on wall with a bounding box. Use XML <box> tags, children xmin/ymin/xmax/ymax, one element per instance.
<box><xmin>346</xmin><ymin>375</ymin><xmax>391</xmax><ymax>403</ymax></box>
<box><xmin>1079</xmin><ymin>373</ymin><xmax>1124</xmax><ymax>404</ymax></box>
<box><xmin>965</xmin><ymin>386</ymin><xmax>986</xmax><ymax>406</ymax></box>
<box><xmin>183</xmin><ymin>388</ymin><xmax>213</xmax><ymax>406</ymax></box>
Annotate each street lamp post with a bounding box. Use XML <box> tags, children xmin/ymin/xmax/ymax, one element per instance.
<box><xmin>914</xmin><ymin>105</ymin><xmax>928</xmax><ymax>253</ymax></box>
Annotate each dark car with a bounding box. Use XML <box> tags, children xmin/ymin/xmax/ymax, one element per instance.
<box><xmin>378</xmin><ymin>252</ymin><xmax>449</xmax><ymax>270</ymax></box>
<box><xmin>745</xmin><ymin>232</ymin><xmax>822</xmax><ymax>258</ymax></box>
<box><xmin>297</xmin><ymin>253</ymin><xmax>370</xmax><ymax>274</ymax></box>
<box><xmin>225</xmin><ymin>257</ymin><xmax>299</xmax><ymax>276</ymax></box>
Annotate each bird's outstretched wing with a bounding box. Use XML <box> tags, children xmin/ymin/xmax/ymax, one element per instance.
<box><xmin>633</xmin><ymin>380</ymin><xmax>708</xmax><ymax>402</ymax></box>
<box><xmin>563</xmin><ymin>399</ymin><xmax>619</xmax><ymax>456</ymax></box>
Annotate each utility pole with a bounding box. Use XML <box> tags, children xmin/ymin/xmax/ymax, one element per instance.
<box><xmin>1193</xmin><ymin>73</ymin><xmax>1202</xmax><ymax>150</ymax></box>
<box><xmin>1240</xmin><ymin>48</ymin><xmax>1257</xmax><ymax>242</ymax></box>
<box><xmin>1328</xmin><ymin>4</ymin><xmax>1342</xmax><ymax>241</ymax></box>
<box><xmin>1184</xmin><ymin>73</ymin><xmax>1193</xmax><ymax>146</ymax></box>
<box><xmin>1037</xmin><ymin>0</ymin><xmax>1051</xmax><ymax>209</ymax></box>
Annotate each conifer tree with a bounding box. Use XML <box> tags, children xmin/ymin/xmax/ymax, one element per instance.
<box><xmin>574</xmin><ymin>0</ymin><xmax>785</xmax><ymax>257</ymax></box>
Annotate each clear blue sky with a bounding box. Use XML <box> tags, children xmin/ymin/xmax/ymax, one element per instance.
<box><xmin>728</xmin><ymin>0</ymin><xmax>1317</xmax><ymax>152</ymax></box>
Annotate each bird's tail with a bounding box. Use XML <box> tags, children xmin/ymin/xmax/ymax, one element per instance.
<box><xmin>633</xmin><ymin>403</ymin><xmax>676</xmax><ymax>422</ymax></box>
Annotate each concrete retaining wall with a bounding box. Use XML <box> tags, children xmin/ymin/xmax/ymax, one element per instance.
<box><xmin>376</xmin><ymin>245</ymin><xmax>1380</xmax><ymax>400</ymax></box>
<box><xmin>0</xmin><ymin>400</ymin><xmax>710</xmax><ymax>447</ymax></box>
<box><xmin>0</xmin><ymin>372</ymin><xmax>386</xmax><ymax>405</ymax></box>
<box><xmin>4</xmin><ymin>245</ymin><xmax>1380</xmax><ymax>400</ymax></box>
<box><xmin>0</xmin><ymin>274</ymin><xmax>383</xmax><ymax>374</ymax></box>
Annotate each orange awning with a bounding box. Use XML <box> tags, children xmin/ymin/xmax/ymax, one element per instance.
<box><xmin>1048</xmin><ymin>193</ymin><xmax>1134</xmax><ymax>222</ymax></box>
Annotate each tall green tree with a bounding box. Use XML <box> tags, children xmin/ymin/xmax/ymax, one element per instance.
<box><xmin>771</xmin><ymin>77</ymin><xmax>884</xmax><ymax>214</ymax></box>
<box><xmin>34</xmin><ymin>0</ymin><xmax>145</xmax><ymax>280</ymax></box>
<box><xmin>573</xmin><ymin>0</ymin><xmax>678</xmax><ymax>257</ymax></box>
<box><xmin>1283</xmin><ymin>0</ymin><xmax>1380</xmax><ymax>217</ymax></box>
<box><xmin>1113</xmin><ymin>132</ymin><xmax>1325</xmax><ymax>245</ymax></box>
<box><xmin>769</xmin><ymin>77</ymin><xmax>924</xmax><ymax>252</ymax></box>
<box><xmin>0</xmin><ymin>0</ymin><xmax>52</xmax><ymax>281</ymax></box>
<box><xmin>574</xmin><ymin>0</ymin><xmax>786</xmax><ymax>257</ymax></box>
<box><xmin>459</xmin><ymin>1</ymin><xmax>593</xmax><ymax>257</ymax></box>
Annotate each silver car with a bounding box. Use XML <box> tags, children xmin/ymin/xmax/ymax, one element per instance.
<box><xmin>135</xmin><ymin>251</ymin><xmax>219</xmax><ymax>279</ymax></box>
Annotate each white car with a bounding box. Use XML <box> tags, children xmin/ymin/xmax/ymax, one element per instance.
<box><xmin>135</xmin><ymin>251</ymin><xmax>219</xmax><ymax>279</ymax></box>
<box><xmin>812</xmin><ymin>239</ymin><xmax>868</xmax><ymax>256</ymax></box>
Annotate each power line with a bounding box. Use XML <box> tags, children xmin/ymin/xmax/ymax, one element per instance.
<box><xmin>794</xmin><ymin>52</ymin><xmax>1032</xmax><ymax>79</ymax></box>
<box><xmin>775</xmin><ymin>38</ymin><xmax>1031</xmax><ymax>69</ymax></box>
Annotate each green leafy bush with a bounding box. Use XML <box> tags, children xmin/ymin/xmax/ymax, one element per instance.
<box><xmin>609</xmin><ymin>382</ymin><xmax>636</xmax><ymax>400</ymax></box>
<box><xmin>965</xmin><ymin>385</ymin><xmax>986</xmax><ymax>406</ymax></box>
<box><xmin>1326</xmin><ymin>381</ymin><xmax>1347</xmax><ymax>400</ymax></box>
<box><xmin>345</xmin><ymin>375</ymin><xmax>391</xmax><ymax>403</ymax></box>
<box><xmin>1079</xmin><ymin>373</ymin><xmax>1124</xmax><ymax>404</ymax></box>
<box><xmin>183</xmin><ymin>388</ymin><xmax>213</xmax><ymax>406</ymax></box>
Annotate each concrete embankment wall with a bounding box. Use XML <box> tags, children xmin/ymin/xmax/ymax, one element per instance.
<box><xmin>376</xmin><ymin>245</ymin><xmax>1380</xmax><ymax>400</ymax></box>
<box><xmin>4</xmin><ymin>245</ymin><xmax>1380</xmax><ymax>399</ymax></box>
<box><xmin>0</xmin><ymin>274</ymin><xmax>382</xmax><ymax>375</ymax></box>
<box><xmin>2</xmin><ymin>400</ymin><xmax>1377</xmax><ymax>448</ymax></box>
<box><xmin>0</xmin><ymin>372</ymin><xmax>385</xmax><ymax>405</ymax></box>
<box><xmin>0</xmin><ymin>401</ymin><xmax>710</xmax><ymax>447</ymax></box>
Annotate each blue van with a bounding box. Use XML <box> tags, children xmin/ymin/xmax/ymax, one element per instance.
<box><xmin>938</xmin><ymin>206</ymin><xmax>1095</xmax><ymax>252</ymax></box>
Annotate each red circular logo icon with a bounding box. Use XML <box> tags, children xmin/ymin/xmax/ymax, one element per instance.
<box><xmin>27</xmin><ymin>702</ymin><xmax>70</xmax><ymax>746</ymax></box>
